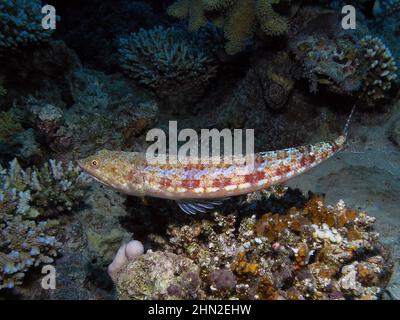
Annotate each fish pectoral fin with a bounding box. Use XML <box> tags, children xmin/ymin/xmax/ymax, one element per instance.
<box><xmin>177</xmin><ymin>199</ymin><xmax>226</xmax><ymax>215</ymax></box>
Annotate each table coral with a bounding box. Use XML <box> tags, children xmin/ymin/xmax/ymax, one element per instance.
<box><xmin>114</xmin><ymin>189</ymin><xmax>392</xmax><ymax>300</ymax></box>
<box><xmin>168</xmin><ymin>0</ymin><xmax>294</xmax><ymax>54</ymax></box>
<box><xmin>118</xmin><ymin>26</ymin><xmax>218</xmax><ymax>111</ymax></box>
<box><xmin>0</xmin><ymin>0</ymin><xmax>53</xmax><ymax>52</ymax></box>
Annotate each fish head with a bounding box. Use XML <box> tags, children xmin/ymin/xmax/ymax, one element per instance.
<box><xmin>78</xmin><ymin>149</ymin><xmax>145</xmax><ymax>195</ymax></box>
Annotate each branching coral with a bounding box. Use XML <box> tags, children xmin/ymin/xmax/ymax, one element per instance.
<box><xmin>0</xmin><ymin>212</ymin><xmax>61</xmax><ymax>290</ymax></box>
<box><xmin>115</xmin><ymin>189</ymin><xmax>392</xmax><ymax>300</ymax></box>
<box><xmin>0</xmin><ymin>158</ymin><xmax>91</xmax><ymax>218</ymax></box>
<box><xmin>359</xmin><ymin>36</ymin><xmax>398</xmax><ymax>105</ymax></box>
<box><xmin>168</xmin><ymin>0</ymin><xmax>293</xmax><ymax>54</ymax></box>
<box><xmin>118</xmin><ymin>26</ymin><xmax>218</xmax><ymax>110</ymax></box>
<box><xmin>0</xmin><ymin>0</ymin><xmax>53</xmax><ymax>51</ymax></box>
<box><xmin>0</xmin><ymin>158</ymin><xmax>91</xmax><ymax>289</ymax></box>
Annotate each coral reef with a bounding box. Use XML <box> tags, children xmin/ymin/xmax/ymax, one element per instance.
<box><xmin>290</xmin><ymin>32</ymin><xmax>398</xmax><ymax>107</ymax></box>
<box><xmin>117</xmin><ymin>251</ymin><xmax>202</xmax><ymax>300</ymax></box>
<box><xmin>0</xmin><ymin>158</ymin><xmax>91</xmax><ymax>218</ymax></box>
<box><xmin>0</xmin><ymin>110</ymin><xmax>39</xmax><ymax>159</ymax></box>
<box><xmin>373</xmin><ymin>0</ymin><xmax>400</xmax><ymax>16</ymax></box>
<box><xmin>290</xmin><ymin>34</ymin><xmax>363</xmax><ymax>95</ymax></box>
<box><xmin>114</xmin><ymin>189</ymin><xmax>392</xmax><ymax>300</ymax></box>
<box><xmin>359</xmin><ymin>36</ymin><xmax>398</xmax><ymax>106</ymax></box>
<box><xmin>118</xmin><ymin>26</ymin><xmax>218</xmax><ymax>111</ymax></box>
<box><xmin>0</xmin><ymin>158</ymin><xmax>92</xmax><ymax>290</ymax></box>
<box><xmin>0</xmin><ymin>0</ymin><xmax>53</xmax><ymax>52</ymax></box>
<box><xmin>239</xmin><ymin>53</ymin><xmax>295</xmax><ymax>111</ymax></box>
<box><xmin>0</xmin><ymin>210</ymin><xmax>61</xmax><ymax>290</ymax></box>
<box><xmin>168</xmin><ymin>0</ymin><xmax>294</xmax><ymax>54</ymax></box>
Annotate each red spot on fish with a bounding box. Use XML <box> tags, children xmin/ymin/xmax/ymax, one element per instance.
<box><xmin>212</xmin><ymin>178</ymin><xmax>232</xmax><ymax>188</ymax></box>
<box><xmin>160</xmin><ymin>178</ymin><xmax>172</xmax><ymax>188</ymax></box>
<box><xmin>276</xmin><ymin>165</ymin><xmax>291</xmax><ymax>176</ymax></box>
<box><xmin>181</xmin><ymin>179</ymin><xmax>200</xmax><ymax>189</ymax></box>
<box><xmin>300</xmin><ymin>155</ymin><xmax>316</xmax><ymax>167</ymax></box>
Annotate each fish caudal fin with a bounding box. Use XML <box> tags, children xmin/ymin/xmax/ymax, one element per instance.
<box><xmin>343</xmin><ymin>105</ymin><xmax>356</xmax><ymax>141</ymax></box>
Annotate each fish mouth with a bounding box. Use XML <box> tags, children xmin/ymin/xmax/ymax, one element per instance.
<box><xmin>77</xmin><ymin>160</ymin><xmax>113</xmax><ymax>188</ymax></box>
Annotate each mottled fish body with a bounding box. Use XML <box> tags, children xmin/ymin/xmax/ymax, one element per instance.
<box><xmin>78</xmin><ymin>135</ymin><xmax>346</xmax><ymax>214</ymax></box>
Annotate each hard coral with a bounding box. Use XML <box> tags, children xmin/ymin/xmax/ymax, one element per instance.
<box><xmin>0</xmin><ymin>158</ymin><xmax>91</xmax><ymax>218</ymax></box>
<box><xmin>291</xmin><ymin>33</ymin><xmax>398</xmax><ymax>107</ymax></box>
<box><xmin>359</xmin><ymin>36</ymin><xmax>398</xmax><ymax>106</ymax></box>
<box><xmin>168</xmin><ymin>0</ymin><xmax>293</xmax><ymax>55</ymax></box>
<box><xmin>0</xmin><ymin>213</ymin><xmax>61</xmax><ymax>290</ymax></box>
<box><xmin>0</xmin><ymin>0</ymin><xmax>53</xmax><ymax>52</ymax></box>
<box><xmin>115</xmin><ymin>189</ymin><xmax>392</xmax><ymax>300</ymax></box>
<box><xmin>118</xmin><ymin>26</ymin><xmax>218</xmax><ymax>111</ymax></box>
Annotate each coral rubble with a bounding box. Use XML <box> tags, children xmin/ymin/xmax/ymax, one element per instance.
<box><xmin>114</xmin><ymin>190</ymin><xmax>392</xmax><ymax>300</ymax></box>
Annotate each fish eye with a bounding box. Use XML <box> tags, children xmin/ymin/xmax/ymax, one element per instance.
<box><xmin>91</xmin><ymin>160</ymin><xmax>99</xmax><ymax>167</ymax></box>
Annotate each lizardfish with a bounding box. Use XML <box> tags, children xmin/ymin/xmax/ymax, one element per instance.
<box><xmin>78</xmin><ymin>109</ymin><xmax>355</xmax><ymax>215</ymax></box>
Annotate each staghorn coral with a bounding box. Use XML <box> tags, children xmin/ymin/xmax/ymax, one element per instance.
<box><xmin>118</xmin><ymin>26</ymin><xmax>218</xmax><ymax>111</ymax></box>
<box><xmin>0</xmin><ymin>0</ymin><xmax>53</xmax><ymax>52</ymax></box>
<box><xmin>359</xmin><ymin>36</ymin><xmax>398</xmax><ymax>106</ymax></box>
<box><xmin>0</xmin><ymin>158</ymin><xmax>91</xmax><ymax>218</ymax></box>
<box><xmin>168</xmin><ymin>0</ymin><xmax>293</xmax><ymax>55</ymax></box>
<box><xmin>114</xmin><ymin>188</ymin><xmax>392</xmax><ymax>300</ymax></box>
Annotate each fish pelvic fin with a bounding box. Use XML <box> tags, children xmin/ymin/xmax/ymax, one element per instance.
<box><xmin>177</xmin><ymin>199</ymin><xmax>226</xmax><ymax>215</ymax></box>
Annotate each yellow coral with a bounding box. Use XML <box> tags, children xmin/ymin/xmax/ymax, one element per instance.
<box><xmin>224</xmin><ymin>0</ymin><xmax>256</xmax><ymax>54</ymax></box>
<box><xmin>256</xmin><ymin>0</ymin><xmax>288</xmax><ymax>36</ymax></box>
<box><xmin>168</xmin><ymin>0</ymin><xmax>291</xmax><ymax>54</ymax></box>
<box><xmin>168</xmin><ymin>0</ymin><xmax>207</xmax><ymax>31</ymax></box>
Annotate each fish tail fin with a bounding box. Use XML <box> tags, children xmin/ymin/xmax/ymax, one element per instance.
<box><xmin>343</xmin><ymin>105</ymin><xmax>356</xmax><ymax>141</ymax></box>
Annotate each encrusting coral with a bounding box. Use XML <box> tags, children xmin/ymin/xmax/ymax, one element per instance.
<box><xmin>168</xmin><ymin>0</ymin><xmax>294</xmax><ymax>54</ymax></box>
<box><xmin>118</xmin><ymin>26</ymin><xmax>218</xmax><ymax>110</ymax></box>
<box><xmin>113</xmin><ymin>189</ymin><xmax>392</xmax><ymax>300</ymax></box>
<box><xmin>0</xmin><ymin>0</ymin><xmax>53</xmax><ymax>52</ymax></box>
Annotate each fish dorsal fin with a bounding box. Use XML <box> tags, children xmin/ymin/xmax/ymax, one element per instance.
<box><xmin>177</xmin><ymin>199</ymin><xmax>225</xmax><ymax>215</ymax></box>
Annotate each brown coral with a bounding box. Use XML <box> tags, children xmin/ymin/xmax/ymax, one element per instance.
<box><xmin>168</xmin><ymin>0</ymin><xmax>293</xmax><ymax>54</ymax></box>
